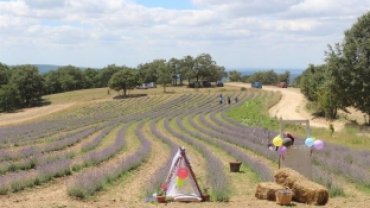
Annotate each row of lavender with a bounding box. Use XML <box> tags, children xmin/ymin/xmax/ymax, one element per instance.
<box><xmin>66</xmin><ymin>92</ymin><xmax>223</xmax><ymax>198</ymax></box>
<box><xmin>0</xmin><ymin>94</ymin><xmax>173</xmax><ymax>147</ymax></box>
<box><xmin>202</xmin><ymin>95</ymin><xmax>369</xmax><ymax>192</ymax></box>
<box><xmin>0</xmin><ymin>94</ymin><xmax>182</xmax><ymax>157</ymax></box>
<box><xmin>156</xmin><ymin>91</ymin><xmax>275</xmax><ymax>201</ymax></box>
<box><xmin>144</xmin><ymin>92</ymin><xmax>249</xmax><ymax>201</ymax></box>
<box><xmin>0</xmin><ymin>91</ymin><xmax>283</xmax><ymax>200</ymax></box>
<box><xmin>0</xmin><ymin>95</ymin><xmax>194</xmax><ymax>193</ymax></box>
<box><xmin>198</xmin><ymin>100</ymin><xmax>345</xmax><ymax>194</ymax></box>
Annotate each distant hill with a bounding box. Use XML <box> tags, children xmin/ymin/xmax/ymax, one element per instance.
<box><xmin>34</xmin><ymin>64</ymin><xmax>61</xmax><ymax>74</ymax></box>
<box><xmin>32</xmin><ymin>64</ymin><xmax>93</xmax><ymax>74</ymax></box>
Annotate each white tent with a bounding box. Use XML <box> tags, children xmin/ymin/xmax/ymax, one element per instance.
<box><xmin>165</xmin><ymin>147</ymin><xmax>203</xmax><ymax>202</ymax></box>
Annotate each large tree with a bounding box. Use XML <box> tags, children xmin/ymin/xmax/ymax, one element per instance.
<box><xmin>326</xmin><ymin>12</ymin><xmax>370</xmax><ymax>123</ymax></box>
<box><xmin>154</xmin><ymin>59</ymin><xmax>172</xmax><ymax>92</ymax></box>
<box><xmin>10</xmin><ymin>65</ymin><xmax>44</xmax><ymax>107</ymax></box>
<box><xmin>191</xmin><ymin>53</ymin><xmax>214</xmax><ymax>82</ymax></box>
<box><xmin>108</xmin><ymin>67</ymin><xmax>138</xmax><ymax>97</ymax></box>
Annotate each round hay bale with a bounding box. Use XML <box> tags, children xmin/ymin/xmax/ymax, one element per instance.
<box><xmin>274</xmin><ymin>168</ymin><xmax>329</xmax><ymax>205</ymax></box>
<box><xmin>255</xmin><ymin>182</ymin><xmax>284</xmax><ymax>201</ymax></box>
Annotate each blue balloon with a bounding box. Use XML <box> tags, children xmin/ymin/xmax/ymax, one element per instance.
<box><xmin>305</xmin><ymin>138</ymin><xmax>314</xmax><ymax>147</ymax></box>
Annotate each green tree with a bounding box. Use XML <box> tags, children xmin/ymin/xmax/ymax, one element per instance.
<box><xmin>191</xmin><ymin>53</ymin><xmax>214</xmax><ymax>82</ymax></box>
<box><xmin>83</xmin><ymin>68</ymin><xmax>99</xmax><ymax>89</ymax></box>
<box><xmin>292</xmin><ymin>75</ymin><xmax>301</xmax><ymax>87</ymax></box>
<box><xmin>43</xmin><ymin>70</ymin><xmax>61</xmax><ymax>94</ymax></box>
<box><xmin>108</xmin><ymin>67</ymin><xmax>138</xmax><ymax>97</ymax></box>
<box><xmin>299</xmin><ymin>64</ymin><xmax>325</xmax><ymax>102</ymax></box>
<box><xmin>0</xmin><ymin>82</ymin><xmax>22</xmax><ymax>112</ymax></box>
<box><xmin>209</xmin><ymin>65</ymin><xmax>227</xmax><ymax>83</ymax></box>
<box><xmin>326</xmin><ymin>12</ymin><xmax>370</xmax><ymax>123</ymax></box>
<box><xmin>167</xmin><ymin>58</ymin><xmax>182</xmax><ymax>85</ymax></box>
<box><xmin>0</xmin><ymin>62</ymin><xmax>10</xmax><ymax>87</ymax></box>
<box><xmin>154</xmin><ymin>59</ymin><xmax>172</xmax><ymax>92</ymax></box>
<box><xmin>96</xmin><ymin>64</ymin><xmax>120</xmax><ymax>88</ymax></box>
<box><xmin>179</xmin><ymin>55</ymin><xmax>195</xmax><ymax>84</ymax></box>
<box><xmin>10</xmin><ymin>65</ymin><xmax>44</xmax><ymax>107</ymax></box>
<box><xmin>56</xmin><ymin>65</ymin><xmax>85</xmax><ymax>90</ymax></box>
<box><xmin>277</xmin><ymin>70</ymin><xmax>291</xmax><ymax>84</ymax></box>
<box><xmin>228</xmin><ymin>70</ymin><xmax>242</xmax><ymax>82</ymax></box>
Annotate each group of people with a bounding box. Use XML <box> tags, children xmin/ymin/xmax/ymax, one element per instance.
<box><xmin>218</xmin><ymin>94</ymin><xmax>238</xmax><ymax>105</ymax></box>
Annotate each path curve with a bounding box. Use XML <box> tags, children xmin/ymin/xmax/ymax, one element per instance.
<box><xmin>225</xmin><ymin>82</ymin><xmax>345</xmax><ymax>130</ymax></box>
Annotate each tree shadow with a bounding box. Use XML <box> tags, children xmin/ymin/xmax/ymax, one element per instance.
<box><xmin>32</xmin><ymin>99</ymin><xmax>52</xmax><ymax>107</ymax></box>
<box><xmin>113</xmin><ymin>94</ymin><xmax>147</xmax><ymax>100</ymax></box>
<box><xmin>1</xmin><ymin>99</ymin><xmax>52</xmax><ymax>113</ymax></box>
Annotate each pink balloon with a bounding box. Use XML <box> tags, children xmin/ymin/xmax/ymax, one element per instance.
<box><xmin>177</xmin><ymin>168</ymin><xmax>188</xmax><ymax>179</ymax></box>
<box><xmin>313</xmin><ymin>140</ymin><xmax>325</xmax><ymax>150</ymax></box>
<box><xmin>278</xmin><ymin>146</ymin><xmax>287</xmax><ymax>155</ymax></box>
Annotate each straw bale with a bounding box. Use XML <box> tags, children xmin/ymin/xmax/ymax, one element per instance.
<box><xmin>255</xmin><ymin>182</ymin><xmax>284</xmax><ymax>201</ymax></box>
<box><xmin>274</xmin><ymin>168</ymin><xmax>329</xmax><ymax>205</ymax></box>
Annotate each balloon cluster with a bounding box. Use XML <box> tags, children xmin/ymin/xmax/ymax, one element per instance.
<box><xmin>272</xmin><ymin>136</ymin><xmax>288</xmax><ymax>156</ymax></box>
<box><xmin>176</xmin><ymin>168</ymin><xmax>188</xmax><ymax>187</ymax></box>
<box><xmin>270</xmin><ymin>132</ymin><xmax>325</xmax><ymax>156</ymax></box>
<box><xmin>305</xmin><ymin>138</ymin><xmax>325</xmax><ymax>150</ymax></box>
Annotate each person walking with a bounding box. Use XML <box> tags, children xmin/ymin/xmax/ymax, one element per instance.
<box><xmin>235</xmin><ymin>96</ymin><xmax>238</xmax><ymax>103</ymax></box>
<box><xmin>218</xmin><ymin>95</ymin><xmax>224</xmax><ymax>104</ymax></box>
<box><xmin>227</xmin><ymin>96</ymin><xmax>231</xmax><ymax>105</ymax></box>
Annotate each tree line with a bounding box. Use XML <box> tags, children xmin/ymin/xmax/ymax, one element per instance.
<box><xmin>228</xmin><ymin>69</ymin><xmax>291</xmax><ymax>85</ymax></box>
<box><xmin>298</xmin><ymin>12</ymin><xmax>370</xmax><ymax>124</ymax></box>
<box><xmin>0</xmin><ymin>53</ymin><xmax>227</xmax><ymax>112</ymax></box>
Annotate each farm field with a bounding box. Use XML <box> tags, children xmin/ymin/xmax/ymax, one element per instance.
<box><xmin>0</xmin><ymin>85</ymin><xmax>369</xmax><ymax>208</ymax></box>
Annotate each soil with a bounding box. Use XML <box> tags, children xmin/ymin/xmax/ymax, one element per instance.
<box><xmin>0</xmin><ymin>85</ymin><xmax>369</xmax><ymax>207</ymax></box>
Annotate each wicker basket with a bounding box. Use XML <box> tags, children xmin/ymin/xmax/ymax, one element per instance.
<box><xmin>275</xmin><ymin>188</ymin><xmax>293</xmax><ymax>205</ymax></box>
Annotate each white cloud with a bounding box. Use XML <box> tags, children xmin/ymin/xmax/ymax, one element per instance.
<box><xmin>0</xmin><ymin>0</ymin><xmax>369</xmax><ymax>69</ymax></box>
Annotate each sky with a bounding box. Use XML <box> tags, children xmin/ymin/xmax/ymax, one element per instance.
<box><xmin>0</xmin><ymin>0</ymin><xmax>369</xmax><ymax>71</ymax></box>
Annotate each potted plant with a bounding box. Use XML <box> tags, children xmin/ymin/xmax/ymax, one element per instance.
<box><xmin>202</xmin><ymin>185</ymin><xmax>210</xmax><ymax>202</ymax></box>
<box><xmin>229</xmin><ymin>161</ymin><xmax>242</xmax><ymax>172</ymax></box>
<box><xmin>157</xmin><ymin>183</ymin><xmax>167</xmax><ymax>203</ymax></box>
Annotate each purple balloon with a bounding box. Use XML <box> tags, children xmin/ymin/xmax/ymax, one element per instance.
<box><xmin>313</xmin><ymin>140</ymin><xmax>325</xmax><ymax>150</ymax></box>
<box><xmin>278</xmin><ymin>146</ymin><xmax>287</xmax><ymax>155</ymax></box>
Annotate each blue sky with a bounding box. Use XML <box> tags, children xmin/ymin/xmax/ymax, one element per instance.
<box><xmin>0</xmin><ymin>0</ymin><xmax>369</xmax><ymax>70</ymax></box>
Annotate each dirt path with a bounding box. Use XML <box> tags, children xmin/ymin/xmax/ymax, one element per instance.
<box><xmin>0</xmin><ymin>103</ymin><xmax>77</xmax><ymax>127</ymax></box>
<box><xmin>226</xmin><ymin>82</ymin><xmax>346</xmax><ymax>131</ymax></box>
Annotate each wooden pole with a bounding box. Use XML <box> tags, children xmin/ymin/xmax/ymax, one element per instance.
<box><xmin>180</xmin><ymin>147</ymin><xmax>204</xmax><ymax>198</ymax></box>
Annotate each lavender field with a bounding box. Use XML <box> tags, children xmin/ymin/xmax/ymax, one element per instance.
<box><xmin>0</xmin><ymin>88</ymin><xmax>369</xmax><ymax>208</ymax></box>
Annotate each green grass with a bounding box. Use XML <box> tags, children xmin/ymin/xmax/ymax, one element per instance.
<box><xmin>227</xmin><ymin>91</ymin><xmax>370</xmax><ymax>150</ymax></box>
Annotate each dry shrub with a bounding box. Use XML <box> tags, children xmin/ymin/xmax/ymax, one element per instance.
<box><xmin>274</xmin><ymin>168</ymin><xmax>329</xmax><ymax>205</ymax></box>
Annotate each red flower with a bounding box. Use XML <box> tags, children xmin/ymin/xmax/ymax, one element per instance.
<box><xmin>161</xmin><ymin>183</ymin><xmax>167</xmax><ymax>191</ymax></box>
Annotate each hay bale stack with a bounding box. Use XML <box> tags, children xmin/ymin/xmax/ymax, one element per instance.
<box><xmin>255</xmin><ymin>182</ymin><xmax>284</xmax><ymax>201</ymax></box>
<box><xmin>274</xmin><ymin>168</ymin><xmax>329</xmax><ymax>205</ymax></box>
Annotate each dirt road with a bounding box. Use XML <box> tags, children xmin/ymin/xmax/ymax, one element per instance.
<box><xmin>226</xmin><ymin>82</ymin><xmax>345</xmax><ymax>130</ymax></box>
